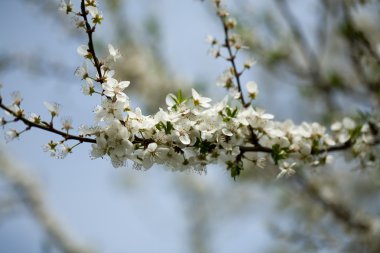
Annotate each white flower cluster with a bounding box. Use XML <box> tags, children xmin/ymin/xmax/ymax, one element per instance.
<box><xmin>84</xmin><ymin>81</ymin><xmax>379</xmax><ymax>175</ymax></box>
<box><xmin>1</xmin><ymin>0</ymin><xmax>378</xmax><ymax>179</ymax></box>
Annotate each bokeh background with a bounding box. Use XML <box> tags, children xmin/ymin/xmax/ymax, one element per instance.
<box><xmin>1</xmin><ymin>0</ymin><xmax>380</xmax><ymax>252</ymax></box>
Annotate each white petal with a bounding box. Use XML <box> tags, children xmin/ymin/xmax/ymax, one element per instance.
<box><xmin>200</xmin><ymin>97</ymin><xmax>212</xmax><ymax>103</ymax></box>
<box><xmin>147</xmin><ymin>143</ymin><xmax>157</xmax><ymax>152</ymax></box>
<box><xmin>108</xmin><ymin>44</ymin><xmax>116</xmax><ymax>55</ymax></box>
<box><xmin>192</xmin><ymin>89</ymin><xmax>200</xmax><ymax>100</ymax></box>
<box><xmin>165</xmin><ymin>93</ymin><xmax>176</xmax><ymax>107</ymax></box>
<box><xmin>331</xmin><ymin>122</ymin><xmax>342</xmax><ymax>131</ymax></box>
<box><xmin>179</xmin><ymin>134</ymin><xmax>191</xmax><ymax>145</ymax></box>
<box><xmin>87</xmin><ymin>6</ymin><xmax>99</xmax><ymax>17</ymax></box>
<box><xmin>77</xmin><ymin>45</ymin><xmax>89</xmax><ymax>56</ymax></box>
<box><xmin>118</xmin><ymin>81</ymin><xmax>130</xmax><ymax>89</ymax></box>
<box><xmin>200</xmin><ymin>103</ymin><xmax>211</xmax><ymax>108</ymax></box>
<box><xmin>246</xmin><ymin>81</ymin><xmax>258</xmax><ymax>93</ymax></box>
<box><xmin>222</xmin><ymin>128</ymin><xmax>233</xmax><ymax>136</ymax></box>
<box><xmin>116</xmin><ymin>93</ymin><xmax>127</xmax><ymax>102</ymax></box>
<box><xmin>343</xmin><ymin>117</ymin><xmax>356</xmax><ymax>130</ymax></box>
<box><xmin>261</xmin><ymin>113</ymin><xmax>274</xmax><ymax>120</ymax></box>
<box><xmin>103</xmin><ymin>90</ymin><xmax>114</xmax><ymax>97</ymax></box>
<box><xmin>106</xmin><ymin>78</ymin><xmax>118</xmax><ymax>87</ymax></box>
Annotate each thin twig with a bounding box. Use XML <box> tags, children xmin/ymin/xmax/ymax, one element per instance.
<box><xmin>240</xmin><ymin>139</ymin><xmax>380</xmax><ymax>155</ymax></box>
<box><xmin>0</xmin><ymin>100</ymin><xmax>96</xmax><ymax>144</ymax></box>
<box><xmin>274</xmin><ymin>0</ymin><xmax>337</xmax><ymax>111</ymax></box>
<box><xmin>80</xmin><ymin>0</ymin><xmax>104</xmax><ymax>83</ymax></box>
<box><xmin>274</xmin><ymin>0</ymin><xmax>319</xmax><ymax>75</ymax></box>
<box><xmin>219</xmin><ymin>17</ymin><xmax>247</xmax><ymax>107</ymax></box>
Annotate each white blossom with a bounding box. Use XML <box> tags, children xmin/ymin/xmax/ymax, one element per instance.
<box><xmin>29</xmin><ymin>113</ymin><xmax>41</xmax><ymax>124</ymax></box>
<box><xmin>59</xmin><ymin>0</ymin><xmax>73</xmax><ymax>14</ymax></box>
<box><xmin>11</xmin><ymin>91</ymin><xmax>22</xmax><ymax>106</ymax></box>
<box><xmin>61</xmin><ymin>117</ymin><xmax>73</xmax><ymax>132</ymax></box>
<box><xmin>246</xmin><ymin>81</ymin><xmax>258</xmax><ymax>99</ymax></box>
<box><xmin>108</xmin><ymin>44</ymin><xmax>121</xmax><ymax>62</ymax></box>
<box><xmin>82</xmin><ymin>81</ymin><xmax>95</xmax><ymax>96</ymax></box>
<box><xmin>5</xmin><ymin>129</ymin><xmax>18</xmax><ymax>141</ymax></box>
<box><xmin>43</xmin><ymin>140</ymin><xmax>58</xmax><ymax>157</ymax></box>
<box><xmin>276</xmin><ymin>161</ymin><xmax>296</xmax><ymax>180</ymax></box>
<box><xmin>77</xmin><ymin>45</ymin><xmax>91</xmax><ymax>58</ymax></box>
<box><xmin>141</xmin><ymin>143</ymin><xmax>169</xmax><ymax>169</ymax></box>
<box><xmin>94</xmin><ymin>99</ymin><xmax>124</xmax><ymax>122</ymax></box>
<box><xmin>102</xmin><ymin>79</ymin><xmax>130</xmax><ymax>102</ymax></box>
<box><xmin>44</xmin><ymin>102</ymin><xmax>60</xmax><ymax>117</ymax></box>
<box><xmin>206</xmin><ymin>35</ymin><xmax>218</xmax><ymax>45</ymax></box>
<box><xmin>192</xmin><ymin>89</ymin><xmax>211</xmax><ymax>109</ymax></box>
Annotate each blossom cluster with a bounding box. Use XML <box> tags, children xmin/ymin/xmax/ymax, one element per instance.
<box><xmin>0</xmin><ymin>0</ymin><xmax>379</xmax><ymax>179</ymax></box>
<box><xmin>85</xmin><ymin>87</ymin><xmax>379</xmax><ymax>177</ymax></box>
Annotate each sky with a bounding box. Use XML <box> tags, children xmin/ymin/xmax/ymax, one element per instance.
<box><xmin>0</xmin><ymin>1</ymin><xmax>282</xmax><ymax>252</ymax></box>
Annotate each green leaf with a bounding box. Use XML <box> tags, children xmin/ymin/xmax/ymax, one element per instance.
<box><xmin>271</xmin><ymin>144</ymin><xmax>289</xmax><ymax>165</ymax></box>
<box><xmin>155</xmin><ymin>123</ymin><xmax>162</xmax><ymax>131</ymax></box>
<box><xmin>227</xmin><ymin>160</ymin><xmax>243</xmax><ymax>180</ymax></box>
<box><xmin>231</xmin><ymin>107</ymin><xmax>238</xmax><ymax>117</ymax></box>
<box><xmin>177</xmin><ymin>89</ymin><xmax>184</xmax><ymax>104</ymax></box>
<box><xmin>194</xmin><ymin>138</ymin><xmax>216</xmax><ymax>154</ymax></box>
<box><xmin>349</xmin><ymin>125</ymin><xmax>362</xmax><ymax>141</ymax></box>
<box><xmin>165</xmin><ymin>121</ymin><xmax>174</xmax><ymax>134</ymax></box>
<box><xmin>226</xmin><ymin>106</ymin><xmax>232</xmax><ymax>117</ymax></box>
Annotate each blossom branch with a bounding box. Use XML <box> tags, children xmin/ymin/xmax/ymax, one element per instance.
<box><xmin>220</xmin><ymin>18</ymin><xmax>247</xmax><ymax>107</ymax></box>
<box><xmin>240</xmin><ymin>138</ymin><xmax>380</xmax><ymax>155</ymax></box>
<box><xmin>213</xmin><ymin>4</ymin><xmax>252</xmax><ymax>108</ymax></box>
<box><xmin>79</xmin><ymin>0</ymin><xmax>104</xmax><ymax>83</ymax></box>
<box><xmin>341</xmin><ymin>2</ymin><xmax>380</xmax><ymax>107</ymax></box>
<box><xmin>0</xmin><ymin>0</ymin><xmax>379</xmax><ymax>179</ymax></box>
<box><xmin>0</xmin><ymin>98</ymin><xmax>96</xmax><ymax>144</ymax></box>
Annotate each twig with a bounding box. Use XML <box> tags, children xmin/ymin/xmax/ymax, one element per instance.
<box><xmin>80</xmin><ymin>0</ymin><xmax>104</xmax><ymax>83</ymax></box>
<box><xmin>0</xmin><ymin>100</ymin><xmax>96</xmax><ymax>144</ymax></box>
<box><xmin>341</xmin><ymin>2</ymin><xmax>380</xmax><ymax>106</ymax></box>
<box><xmin>274</xmin><ymin>0</ymin><xmax>319</xmax><ymax>75</ymax></box>
<box><xmin>240</xmin><ymin>138</ymin><xmax>380</xmax><ymax>155</ymax></box>
<box><xmin>219</xmin><ymin>16</ymin><xmax>247</xmax><ymax>107</ymax></box>
<box><xmin>274</xmin><ymin>0</ymin><xmax>337</xmax><ymax>111</ymax></box>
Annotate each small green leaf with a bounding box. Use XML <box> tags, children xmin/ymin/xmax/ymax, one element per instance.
<box><xmin>194</xmin><ymin>138</ymin><xmax>216</xmax><ymax>154</ymax></box>
<box><xmin>231</xmin><ymin>107</ymin><xmax>238</xmax><ymax>117</ymax></box>
<box><xmin>271</xmin><ymin>144</ymin><xmax>289</xmax><ymax>165</ymax></box>
<box><xmin>349</xmin><ymin>125</ymin><xmax>362</xmax><ymax>141</ymax></box>
<box><xmin>177</xmin><ymin>89</ymin><xmax>184</xmax><ymax>104</ymax></box>
<box><xmin>226</xmin><ymin>160</ymin><xmax>243</xmax><ymax>180</ymax></box>
<box><xmin>226</xmin><ymin>106</ymin><xmax>232</xmax><ymax>117</ymax></box>
<box><xmin>165</xmin><ymin>121</ymin><xmax>174</xmax><ymax>134</ymax></box>
<box><xmin>155</xmin><ymin>123</ymin><xmax>162</xmax><ymax>131</ymax></box>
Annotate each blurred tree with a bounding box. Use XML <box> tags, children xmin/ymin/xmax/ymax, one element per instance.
<box><xmin>227</xmin><ymin>0</ymin><xmax>380</xmax><ymax>252</ymax></box>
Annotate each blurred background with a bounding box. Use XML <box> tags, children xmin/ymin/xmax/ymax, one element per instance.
<box><xmin>0</xmin><ymin>0</ymin><xmax>380</xmax><ymax>252</ymax></box>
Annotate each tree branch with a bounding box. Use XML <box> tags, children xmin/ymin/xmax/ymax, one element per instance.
<box><xmin>80</xmin><ymin>0</ymin><xmax>104</xmax><ymax>83</ymax></box>
<box><xmin>0</xmin><ymin>99</ymin><xmax>96</xmax><ymax>144</ymax></box>
<box><xmin>219</xmin><ymin>15</ymin><xmax>247</xmax><ymax>107</ymax></box>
